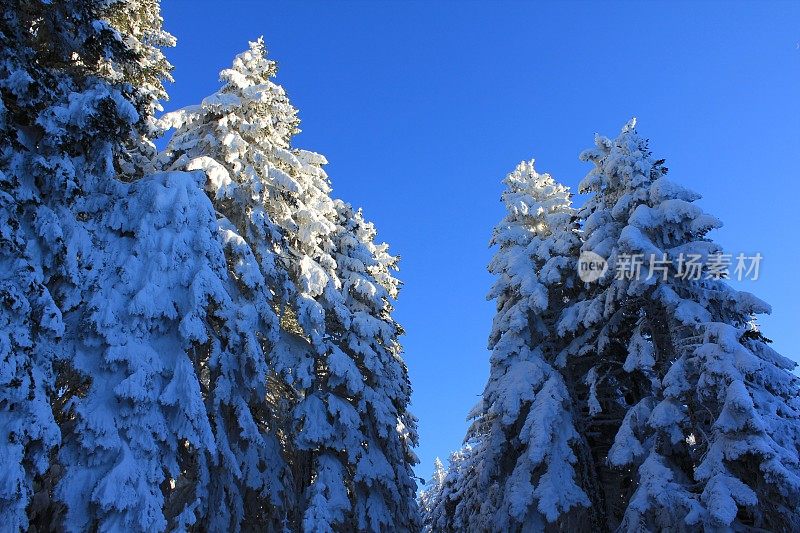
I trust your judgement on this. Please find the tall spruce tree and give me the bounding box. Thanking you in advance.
[554,120,671,528]
[420,446,475,532]
[0,1,183,530]
[480,161,589,529]
[2,2,422,530]
[160,39,307,530]
[0,5,63,529]
[1,4,298,532]
[6,2,267,531]
[423,124,800,533]
[313,199,419,532]
[419,457,447,524]
[422,161,590,531]
[161,39,420,531]
[562,120,800,531]
[56,170,249,532]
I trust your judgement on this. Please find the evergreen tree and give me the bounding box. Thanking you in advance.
[0,3,295,532]
[419,457,447,524]
[56,171,234,532]
[1,1,178,530]
[420,446,476,532]
[424,125,800,533]
[422,160,589,531]
[479,161,589,530]
[306,199,419,532]
[161,39,420,531]
[560,120,800,531]
[0,5,63,529]
[555,120,670,528]
[160,39,304,530]
[2,2,262,531]
[2,1,423,529]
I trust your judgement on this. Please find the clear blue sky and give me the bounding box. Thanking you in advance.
[159,1,800,487]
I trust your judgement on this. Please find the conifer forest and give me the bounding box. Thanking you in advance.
[1,1,798,532]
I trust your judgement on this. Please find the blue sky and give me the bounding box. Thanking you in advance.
[160,1,800,486]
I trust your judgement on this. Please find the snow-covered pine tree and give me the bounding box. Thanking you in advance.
[555,120,664,529]
[1,2,290,531]
[0,8,63,528]
[422,160,590,531]
[302,199,419,532]
[7,2,249,531]
[159,38,302,337]
[1,1,182,530]
[161,40,420,531]
[419,457,447,523]
[159,38,308,530]
[56,170,252,532]
[561,119,800,531]
[420,447,475,532]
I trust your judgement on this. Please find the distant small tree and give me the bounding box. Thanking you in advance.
[419,457,447,522]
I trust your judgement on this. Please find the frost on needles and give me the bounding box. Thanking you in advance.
[1,3,418,532]
[421,122,800,532]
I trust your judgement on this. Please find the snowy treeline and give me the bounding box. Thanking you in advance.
[420,121,800,532]
[0,2,418,532]
[2,2,797,533]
